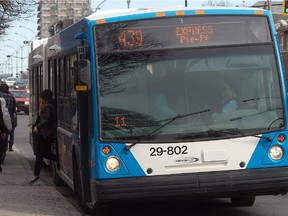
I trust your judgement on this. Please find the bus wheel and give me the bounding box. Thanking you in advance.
[73,155,92,214]
[230,196,256,206]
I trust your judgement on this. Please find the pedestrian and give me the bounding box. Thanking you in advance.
[0,96,12,172]
[30,89,57,184]
[0,83,17,152]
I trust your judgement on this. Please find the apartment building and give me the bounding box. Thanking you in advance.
[37,0,92,38]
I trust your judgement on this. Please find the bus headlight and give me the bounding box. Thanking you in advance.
[269,146,284,160]
[106,156,120,172]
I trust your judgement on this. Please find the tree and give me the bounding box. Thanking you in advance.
[202,0,234,7]
[0,0,37,36]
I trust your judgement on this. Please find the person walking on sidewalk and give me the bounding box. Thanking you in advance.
[30,89,57,184]
[0,83,17,152]
[0,96,13,172]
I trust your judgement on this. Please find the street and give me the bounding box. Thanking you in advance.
[12,114,288,216]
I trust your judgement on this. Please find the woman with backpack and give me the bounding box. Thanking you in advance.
[0,83,17,152]
[0,96,13,172]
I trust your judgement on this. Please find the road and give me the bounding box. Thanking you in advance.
[14,114,288,216]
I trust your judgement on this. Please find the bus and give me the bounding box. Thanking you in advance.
[29,7,288,212]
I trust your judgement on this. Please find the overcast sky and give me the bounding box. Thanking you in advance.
[91,0,259,10]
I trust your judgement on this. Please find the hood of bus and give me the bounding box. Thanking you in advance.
[93,131,288,179]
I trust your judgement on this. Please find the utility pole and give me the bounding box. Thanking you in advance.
[127,0,131,9]
[267,0,271,10]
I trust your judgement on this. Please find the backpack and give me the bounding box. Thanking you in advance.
[0,97,12,131]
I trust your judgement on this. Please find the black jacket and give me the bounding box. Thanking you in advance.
[35,99,57,139]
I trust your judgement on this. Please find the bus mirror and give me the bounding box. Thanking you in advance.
[74,59,91,89]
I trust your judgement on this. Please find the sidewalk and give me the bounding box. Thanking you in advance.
[0,147,83,216]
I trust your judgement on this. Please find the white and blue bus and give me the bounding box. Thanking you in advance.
[29,7,288,212]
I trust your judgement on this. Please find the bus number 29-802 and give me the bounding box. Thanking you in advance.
[150,146,188,156]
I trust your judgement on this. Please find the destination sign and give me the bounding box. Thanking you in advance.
[95,16,271,52]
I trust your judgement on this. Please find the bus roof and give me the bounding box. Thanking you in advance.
[86,7,268,21]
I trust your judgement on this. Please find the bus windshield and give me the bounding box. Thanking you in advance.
[96,16,284,142]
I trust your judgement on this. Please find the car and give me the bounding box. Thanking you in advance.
[13,79,28,89]
[9,89,29,114]
[6,77,18,88]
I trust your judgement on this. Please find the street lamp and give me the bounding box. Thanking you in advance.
[0,63,3,74]
[95,0,107,12]
[6,55,13,76]
[7,39,22,74]
[0,54,8,74]
[14,32,30,42]
[19,25,37,40]
[7,39,21,47]
[14,32,32,64]
[0,51,12,74]
[127,0,131,9]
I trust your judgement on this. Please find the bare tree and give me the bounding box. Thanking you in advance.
[202,0,234,7]
[0,0,37,35]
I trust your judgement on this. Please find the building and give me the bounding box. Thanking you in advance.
[37,0,92,38]
[253,1,288,76]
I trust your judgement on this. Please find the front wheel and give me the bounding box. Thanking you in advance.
[230,196,256,207]
[73,154,92,214]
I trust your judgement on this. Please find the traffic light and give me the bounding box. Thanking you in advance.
[283,0,288,15]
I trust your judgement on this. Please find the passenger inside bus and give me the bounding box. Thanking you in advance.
[154,93,177,118]
[148,63,179,120]
[149,76,178,120]
[220,82,238,113]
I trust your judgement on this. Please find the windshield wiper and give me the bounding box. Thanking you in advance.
[242,96,281,103]
[230,108,283,122]
[124,109,210,151]
[207,128,272,141]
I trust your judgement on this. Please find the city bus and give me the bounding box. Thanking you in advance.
[28,7,288,212]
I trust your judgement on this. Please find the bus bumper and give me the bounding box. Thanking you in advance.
[92,167,288,203]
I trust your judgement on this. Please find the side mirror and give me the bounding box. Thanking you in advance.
[74,59,91,89]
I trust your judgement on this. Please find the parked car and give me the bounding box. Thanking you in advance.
[13,79,28,89]
[9,89,29,114]
[6,77,18,87]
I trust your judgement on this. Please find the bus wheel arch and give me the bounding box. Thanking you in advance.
[72,148,92,214]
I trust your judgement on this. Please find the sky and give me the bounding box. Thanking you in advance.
[91,0,259,10]
[0,0,261,75]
